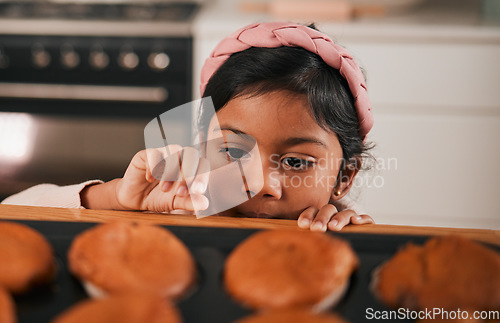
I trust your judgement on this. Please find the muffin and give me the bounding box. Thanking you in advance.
[68,221,197,300]
[0,287,16,323]
[51,293,181,323]
[0,221,56,294]
[224,229,359,311]
[235,309,349,323]
[372,235,500,311]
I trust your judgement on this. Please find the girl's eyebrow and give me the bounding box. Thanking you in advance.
[213,126,245,134]
[214,126,327,148]
[283,137,327,148]
[213,126,254,140]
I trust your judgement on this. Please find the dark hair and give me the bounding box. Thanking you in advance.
[199,37,373,168]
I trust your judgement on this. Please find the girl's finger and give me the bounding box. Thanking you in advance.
[310,204,338,232]
[161,145,182,182]
[180,147,200,187]
[143,148,164,183]
[297,206,318,229]
[161,181,174,192]
[158,145,183,191]
[174,181,189,197]
[349,213,375,225]
[189,158,210,195]
[327,209,357,231]
[172,193,209,212]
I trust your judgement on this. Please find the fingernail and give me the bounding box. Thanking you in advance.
[191,182,206,194]
[298,218,310,228]
[355,216,362,221]
[330,219,339,227]
[161,182,172,192]
[192,196,209,211]
[176,185,188,196]
[311,221,324,231]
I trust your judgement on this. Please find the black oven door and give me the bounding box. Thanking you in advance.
[0,35,193,200]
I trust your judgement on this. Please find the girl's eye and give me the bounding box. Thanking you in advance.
[219,147,250,160]
[282,157,313,170]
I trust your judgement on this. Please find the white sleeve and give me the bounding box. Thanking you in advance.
[1,180,104,209]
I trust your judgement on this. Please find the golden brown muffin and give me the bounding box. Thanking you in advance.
[51,293,182,323]
[372,235,500,311]
[68,222,196,300]
[235,309,349,323]
[224,229,359,311]
[0,221,56,294]
[0,287,16,323]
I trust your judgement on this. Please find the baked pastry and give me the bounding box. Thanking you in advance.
[0,287,16,323]
[68,221,196,300]
[372,235,500,311]
[51,293,181,323]
[224,229,359,311]
[235,309,348,323]
[0,221,56,294]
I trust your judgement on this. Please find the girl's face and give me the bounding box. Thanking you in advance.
[205,90,345,220]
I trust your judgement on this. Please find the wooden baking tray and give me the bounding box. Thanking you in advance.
[8,220,497,323]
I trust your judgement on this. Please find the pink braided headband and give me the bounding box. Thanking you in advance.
[200,22,374,140]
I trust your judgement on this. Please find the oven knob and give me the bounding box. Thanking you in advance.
[118,51,139,70]
[147,52,170,71]
[89,49,109,70]
[60,44,80,69]
[32,44,51,69]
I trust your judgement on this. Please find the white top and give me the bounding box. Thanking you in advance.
[1,180,103,209]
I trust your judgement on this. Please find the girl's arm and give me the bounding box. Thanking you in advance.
[2,146,209,213]
[80,179,122,210]
[1,180,103,208]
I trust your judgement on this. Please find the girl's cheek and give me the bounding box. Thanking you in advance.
[207,163,255,211]
[286,170,335,207]
[283,169,334,194]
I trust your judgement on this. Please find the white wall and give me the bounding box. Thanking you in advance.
[340,40,500,229]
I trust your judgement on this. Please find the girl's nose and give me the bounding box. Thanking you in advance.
[242,165,282,200]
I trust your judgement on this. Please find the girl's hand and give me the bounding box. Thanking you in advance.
[297,205,374,232]
[115,146,210,213]
[82,145,210,213]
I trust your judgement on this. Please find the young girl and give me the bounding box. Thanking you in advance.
[2,22,374,232]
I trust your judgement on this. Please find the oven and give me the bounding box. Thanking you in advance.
[0,1,199,200]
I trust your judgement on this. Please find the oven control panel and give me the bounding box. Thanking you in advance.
[23,41,172,72]
[0,35,187,73]
[0,35,192,117]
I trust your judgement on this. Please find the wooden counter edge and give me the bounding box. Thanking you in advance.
[1,204,499,246]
